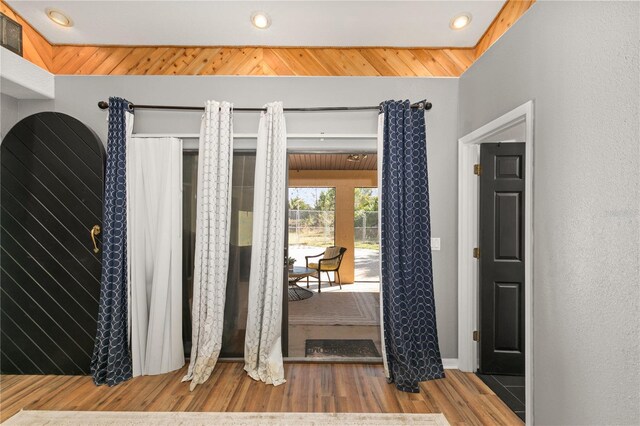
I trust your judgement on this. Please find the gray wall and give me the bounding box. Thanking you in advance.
[0,94,54,138]
[459,2,639,424]
[1,94,19,138]
[21,76,460,358]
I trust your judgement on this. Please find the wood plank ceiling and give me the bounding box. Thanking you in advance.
[1,0,534,76]
[289,154,377,171]
[0,2,52,70]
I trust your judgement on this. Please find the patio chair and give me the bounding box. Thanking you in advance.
[305,246,347,293]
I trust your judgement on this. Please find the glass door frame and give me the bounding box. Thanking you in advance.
[284,148,378,361]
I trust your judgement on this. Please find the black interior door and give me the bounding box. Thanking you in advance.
[479,142,525,375]
[1,112,105,374]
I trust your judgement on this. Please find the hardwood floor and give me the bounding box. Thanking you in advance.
[0,363,523,425]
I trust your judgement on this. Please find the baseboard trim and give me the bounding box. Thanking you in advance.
[442,358,459,370]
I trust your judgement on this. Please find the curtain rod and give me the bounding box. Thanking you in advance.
[96,100,432,112]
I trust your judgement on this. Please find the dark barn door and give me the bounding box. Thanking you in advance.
[479,142,525,375]
[1,112,105,375]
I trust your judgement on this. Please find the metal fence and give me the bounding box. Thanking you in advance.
[288,209,378,246]
[288,209,334,246]
[354,210,379,244]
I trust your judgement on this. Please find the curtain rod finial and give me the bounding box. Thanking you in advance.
[425,102,432,111]
[98,101,109,110]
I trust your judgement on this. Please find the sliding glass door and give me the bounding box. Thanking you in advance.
[183,151,265,357]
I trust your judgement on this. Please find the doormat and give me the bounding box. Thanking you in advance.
[305,339,381,358]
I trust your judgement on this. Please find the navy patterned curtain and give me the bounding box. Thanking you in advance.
[91,97,133,386]
[379,100,444,393]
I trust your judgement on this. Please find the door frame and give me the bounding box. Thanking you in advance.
[457,101,533,425]
[284,146,382,362]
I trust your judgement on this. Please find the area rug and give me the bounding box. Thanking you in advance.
[305,339,381,358]
[288,291,379,326]
[5,410,451,425]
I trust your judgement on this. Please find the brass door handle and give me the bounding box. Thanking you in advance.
[90,225,101,253]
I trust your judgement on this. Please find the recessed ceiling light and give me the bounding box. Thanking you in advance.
[46,8,73,27]
[450,13,472,30]
[251,12,271,29]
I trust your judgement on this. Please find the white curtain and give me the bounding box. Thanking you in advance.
[244,102,287,386]
[127,137,184,377]
[183,101,234,391]
[377,113,390,379]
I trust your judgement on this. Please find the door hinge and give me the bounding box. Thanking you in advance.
[473,247,480,259]
[473,164,481,175]
[473,330,480,342]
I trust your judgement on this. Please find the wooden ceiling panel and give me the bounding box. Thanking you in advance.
[289,154,377,171]
[475,0,536,58]
[1,0,534,77]
[0,2,52,71]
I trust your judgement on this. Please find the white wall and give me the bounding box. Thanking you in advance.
[16,76,461,359]
[459,2,639,424]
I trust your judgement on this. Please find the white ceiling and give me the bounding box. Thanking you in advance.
[7,1,506,47]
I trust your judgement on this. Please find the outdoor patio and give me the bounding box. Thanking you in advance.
[288,245,380,284]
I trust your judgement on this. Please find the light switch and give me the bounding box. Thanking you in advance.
[431,238,441,251]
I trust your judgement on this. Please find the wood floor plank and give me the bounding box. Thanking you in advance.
[39,376,93,411]
[54,377,107,411]
[1,376,51,407]
[0,364,523,425]
[0,373,32,394]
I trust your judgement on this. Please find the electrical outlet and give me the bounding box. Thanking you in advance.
[431,238,441,251]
